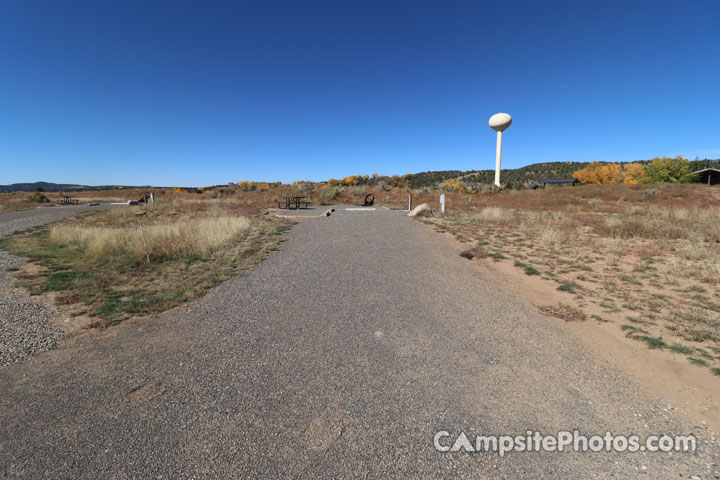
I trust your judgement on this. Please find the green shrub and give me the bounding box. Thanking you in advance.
[480,184,502,194]
[349,186,366,196]
[321,187,343,204]
[27,192,50,203]
[641,156,696,184]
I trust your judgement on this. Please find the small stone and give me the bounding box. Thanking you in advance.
[408,203,433,217]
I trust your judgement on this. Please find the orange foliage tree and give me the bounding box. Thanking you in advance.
[573,162,604,184]
[389,175,410,188]
[573,162,642,185]
[441,178,473,193]
[622,163,645,184]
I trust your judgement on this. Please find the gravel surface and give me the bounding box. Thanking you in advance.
[0,205,112,367]
[0,205,109,237]
[0,208,718,478]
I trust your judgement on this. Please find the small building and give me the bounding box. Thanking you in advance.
[538,178,579,188]
[690,168,720,185]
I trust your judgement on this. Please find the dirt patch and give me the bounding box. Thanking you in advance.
[425,222,720,434]
[303,416,344,452]
[18,260,49,276]
[127,382,167,402]
[538,303,588,322]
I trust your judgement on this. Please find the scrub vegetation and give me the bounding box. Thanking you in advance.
[572,156,697,185]
[0,198,287,325]
[420,183,720,377]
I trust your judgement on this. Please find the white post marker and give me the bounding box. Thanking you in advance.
[489,113,512,187]
[408,194,413,212]
[440,193,445,214]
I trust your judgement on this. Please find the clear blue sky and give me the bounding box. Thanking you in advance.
[1,1,719,186]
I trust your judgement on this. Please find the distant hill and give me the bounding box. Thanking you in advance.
[4,158,719,192]
[404,159,720,188]
[404,162,590,188]
[0,182,152,192]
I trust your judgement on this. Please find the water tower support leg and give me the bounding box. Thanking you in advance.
[494,130,503,187]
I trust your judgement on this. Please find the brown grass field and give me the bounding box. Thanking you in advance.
[1,184,433,213]
[0,195,289,325]
[421,183,720,377]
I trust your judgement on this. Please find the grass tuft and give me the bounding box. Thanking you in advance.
[634,335,666,349]
[45,271,88,291]
[556,281,579,293]
[514,260,540,275]
[688,357,708,366]
[669,342,693,355]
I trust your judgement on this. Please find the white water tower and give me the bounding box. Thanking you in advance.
[489,113,512,187]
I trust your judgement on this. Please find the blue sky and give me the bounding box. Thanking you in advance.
[1,0,719,186]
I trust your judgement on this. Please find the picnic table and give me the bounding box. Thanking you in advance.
[56,195,79,205]
[278,196,309,210]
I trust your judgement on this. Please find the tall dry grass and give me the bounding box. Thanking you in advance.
[50,216,251,261]
[465,207,514,223]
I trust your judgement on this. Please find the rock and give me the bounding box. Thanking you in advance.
[408,203,433,217]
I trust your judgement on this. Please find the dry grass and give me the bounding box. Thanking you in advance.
[0,192,52,213]
[464,207,514,224]
[0,198,287,325]
[538,303,588,322]
[419,183,720,376]
[51,216,251,261]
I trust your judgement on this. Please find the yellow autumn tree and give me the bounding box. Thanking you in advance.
[622,163,645,184]
[573,162,604,184]
[597,163,623,183]
[340,175,364,186]
[441,179,473,193]
[573,162,630,184]
[389,175,410,188]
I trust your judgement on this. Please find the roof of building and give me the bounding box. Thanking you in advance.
[539,178,579,184]
[690,168,720,175]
